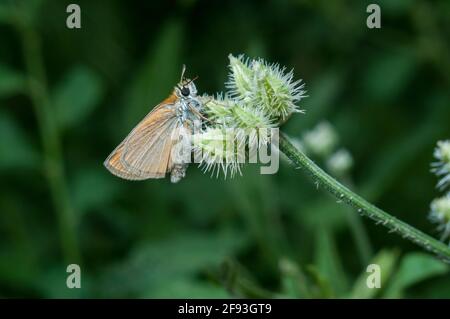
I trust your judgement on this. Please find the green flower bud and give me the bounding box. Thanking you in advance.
[201,94,273,129]
[192,127,242,178]
[227,55,254,99]
[194,54,307,178]
[226,54,306,124]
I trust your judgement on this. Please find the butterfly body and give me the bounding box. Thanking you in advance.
[175,94,202,123]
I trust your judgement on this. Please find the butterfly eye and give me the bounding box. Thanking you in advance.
[181,87,190,97]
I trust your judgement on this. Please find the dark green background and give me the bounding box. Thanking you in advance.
[0,0,450,298]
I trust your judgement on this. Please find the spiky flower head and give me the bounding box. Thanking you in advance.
[193,55,306,178]
[227,54,306,123]
[192,127,243,178]
[192,103,271,179]
[200,94,274,130]
[432,140,450,190]
[429,193,450,242]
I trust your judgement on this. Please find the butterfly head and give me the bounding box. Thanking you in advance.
[175,65,198,99]
[175,77,198,99]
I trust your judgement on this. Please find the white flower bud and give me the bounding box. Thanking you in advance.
[429,193,450,242]
[432,140,450,190]
[326,149,353,176]
[302,121,338,157]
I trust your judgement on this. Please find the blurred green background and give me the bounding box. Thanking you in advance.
[1,0,450,298]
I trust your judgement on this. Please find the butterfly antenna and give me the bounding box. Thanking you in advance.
[185,75,199,85]
[180,64,186,82]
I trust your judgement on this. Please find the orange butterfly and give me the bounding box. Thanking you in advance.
[104,66,204,183]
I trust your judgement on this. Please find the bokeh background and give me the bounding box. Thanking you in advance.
[1,0,450,298]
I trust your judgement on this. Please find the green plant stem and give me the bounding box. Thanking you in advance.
[17,21,80,264]
[279,133,450,263]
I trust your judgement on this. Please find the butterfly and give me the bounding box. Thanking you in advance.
[104,66,205,183]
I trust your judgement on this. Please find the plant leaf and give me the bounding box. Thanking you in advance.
[98,230,247,297]
[363,49,417,102]
[350,249,399,299]
[314,227,349,296]
[53,66,104,129]
[71,166,122,215]
[383,252,448,298]
[0,111,39,170]
[144,278,229,298]
[0,65,25,98]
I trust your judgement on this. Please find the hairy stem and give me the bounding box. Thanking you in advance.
[279,133,450,263]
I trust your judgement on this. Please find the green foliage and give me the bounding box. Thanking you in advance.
[350,249,399,299]
[314,228,349,296]
[363,49,417,102]
[98,230,247,298]
[0,112,39,170]
[122,20,183,127]
[0,0,449,298]
[0,65,25,98]
[52,66,104,130]
[384,253,448,298]
[71,166,121,215]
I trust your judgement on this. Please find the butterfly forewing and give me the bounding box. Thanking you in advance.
[103,142,147,180]
[122,107,179,178]
[104,95,181,180]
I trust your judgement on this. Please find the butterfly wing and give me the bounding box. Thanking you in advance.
[103,141,147,180]
[121,106,180,179]
[104,95,181,180]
